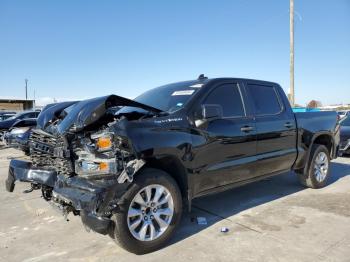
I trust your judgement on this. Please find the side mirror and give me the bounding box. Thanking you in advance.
[202,104,223,119]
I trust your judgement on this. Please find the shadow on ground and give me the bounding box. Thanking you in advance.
[169,161,350,246]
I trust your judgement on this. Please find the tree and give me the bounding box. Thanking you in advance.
[307,100,322,108]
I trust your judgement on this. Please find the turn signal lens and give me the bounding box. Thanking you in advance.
[96,137,112,150]
[99,162,109,171]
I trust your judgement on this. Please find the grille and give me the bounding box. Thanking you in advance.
[29,130,73,176]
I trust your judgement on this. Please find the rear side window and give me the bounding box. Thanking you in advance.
[203,84,245,117]
[247,84,282,115]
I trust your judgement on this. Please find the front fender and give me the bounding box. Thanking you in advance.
[110,117,193,161]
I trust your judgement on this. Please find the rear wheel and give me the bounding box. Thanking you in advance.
[110,168,182,254]
[297,144,330,188]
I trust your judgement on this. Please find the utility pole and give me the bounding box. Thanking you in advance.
[33,89,36,110]
[25,79,28,100]
[289,0,295,106]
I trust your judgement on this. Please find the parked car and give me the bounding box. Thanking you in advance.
[337,110,350,120]
[0,111,16,121]
[339,116,350,155]
[0,110,40,143]
[4,118,37,154]
[5,77,339,254]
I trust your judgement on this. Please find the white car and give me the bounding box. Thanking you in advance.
[337,111,350,120]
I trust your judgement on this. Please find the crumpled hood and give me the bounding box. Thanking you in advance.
[38,95,162,135]
[37,101,78,130]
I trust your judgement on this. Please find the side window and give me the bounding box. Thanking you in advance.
[247,84,282,116]
[203,84,245,118]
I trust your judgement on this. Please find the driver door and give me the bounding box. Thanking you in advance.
[191,82,257,196]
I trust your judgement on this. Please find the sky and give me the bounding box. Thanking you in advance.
[0,0,349,106]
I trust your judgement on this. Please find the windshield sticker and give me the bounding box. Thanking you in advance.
[172,90,195,96]
[176,102,183,107]
[189,83,204,88]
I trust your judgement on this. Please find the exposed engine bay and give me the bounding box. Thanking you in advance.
[6,95,165,234]
[5,78,204,254]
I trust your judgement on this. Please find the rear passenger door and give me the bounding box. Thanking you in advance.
[245,82,297,176]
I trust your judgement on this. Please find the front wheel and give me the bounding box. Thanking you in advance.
[297,144,331,189]
[111,168,182,254]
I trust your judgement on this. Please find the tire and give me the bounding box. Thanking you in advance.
[297,144,330,189]
[110,168,182,254]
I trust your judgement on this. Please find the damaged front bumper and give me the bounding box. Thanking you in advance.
[6,159,131,235]
[6,159,57,192]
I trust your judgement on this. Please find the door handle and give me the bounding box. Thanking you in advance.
[284,122,293,128]
[241,126,254,132]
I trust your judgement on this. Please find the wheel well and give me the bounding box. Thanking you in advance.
[313,134,333,154]
[143,156,188,202]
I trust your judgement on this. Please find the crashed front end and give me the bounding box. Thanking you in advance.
[5,95,156,235]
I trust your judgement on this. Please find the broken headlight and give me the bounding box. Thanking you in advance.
[74,132,117,176]
[75,158,117,176]
[74,131,121,176]
[91,132,113,152]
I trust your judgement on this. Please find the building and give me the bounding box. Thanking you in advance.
[0,98,35,112]
[319,104,350,111]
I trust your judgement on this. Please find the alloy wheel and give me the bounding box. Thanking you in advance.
[127,184,174,241]
[313,151,329,182]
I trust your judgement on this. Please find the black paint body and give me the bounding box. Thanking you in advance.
[5,78,340,235]
[123,78,339,199]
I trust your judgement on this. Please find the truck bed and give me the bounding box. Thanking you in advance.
[293,111,340,170]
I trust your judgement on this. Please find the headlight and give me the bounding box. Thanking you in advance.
[75,159,117,176]
[75,131,117,176]
[91,132,113,152]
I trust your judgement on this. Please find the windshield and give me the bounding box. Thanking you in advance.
[118,80,204,115]
[340,116,350,126]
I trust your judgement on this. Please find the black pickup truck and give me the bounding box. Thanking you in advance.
[5,76,339,254]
